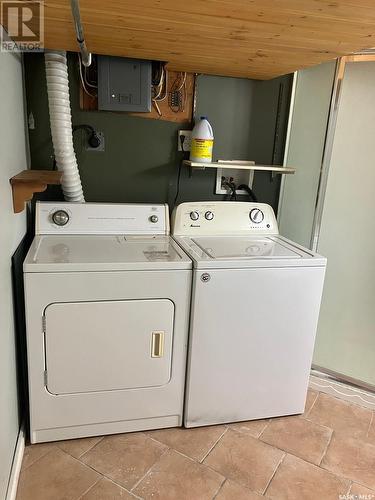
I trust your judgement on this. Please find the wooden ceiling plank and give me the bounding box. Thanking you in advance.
[59,10,375,51]
[45,22,344,63]
[44,15,363,57]
[44,23,360,58]
[75,0,375,25]
[38,0,375,80]
[43,38,340,80]
[45,0,375,33]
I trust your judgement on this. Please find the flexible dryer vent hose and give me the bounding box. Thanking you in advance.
[45,51,85,202]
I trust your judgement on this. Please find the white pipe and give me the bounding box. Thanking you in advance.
[44,51,85,202]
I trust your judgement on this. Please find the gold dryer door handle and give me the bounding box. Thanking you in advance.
[151,331,165,358]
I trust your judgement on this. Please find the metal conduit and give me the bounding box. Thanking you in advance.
[70,0,91,67]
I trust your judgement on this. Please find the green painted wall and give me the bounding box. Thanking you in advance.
[24,53,292,211]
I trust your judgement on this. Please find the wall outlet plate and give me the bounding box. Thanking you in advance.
[216,166,254,195]
[178,130,192,151]
[86,131,105,152]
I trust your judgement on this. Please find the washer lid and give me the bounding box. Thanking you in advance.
[24,235,191,272]
[192,236,301,259]
[174,235,326,268]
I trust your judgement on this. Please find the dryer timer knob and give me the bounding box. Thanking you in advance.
[52,210,69,226]
[149,215,159,223]
[249,208,264,224]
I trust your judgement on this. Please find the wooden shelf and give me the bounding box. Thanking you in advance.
[183,160,296,174]
[10,170,62,213]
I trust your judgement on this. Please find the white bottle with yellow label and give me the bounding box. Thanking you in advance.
[190,116,214,163]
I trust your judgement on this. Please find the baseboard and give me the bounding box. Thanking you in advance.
[6,424,25,500]
[310,370,375,411]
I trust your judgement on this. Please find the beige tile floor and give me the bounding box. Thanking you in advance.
[17,390,375,500]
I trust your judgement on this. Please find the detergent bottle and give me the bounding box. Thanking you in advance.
[190,116,214,163]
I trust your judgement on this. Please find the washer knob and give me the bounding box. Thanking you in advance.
[190,211,199,221]
[249,208,264,224]
[149,215,159,223]
[52,210,69,226]
[205,211,214,221]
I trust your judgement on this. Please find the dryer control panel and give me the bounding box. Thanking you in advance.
[36,202,170,235]
[172,202,279,236]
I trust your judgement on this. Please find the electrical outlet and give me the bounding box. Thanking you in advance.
[86,131,105,152]
[178,130,192,151]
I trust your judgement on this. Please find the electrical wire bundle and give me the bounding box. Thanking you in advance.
[78,53,97,98]
[168,72,187,113]
[238,184,258,202]
[222,177,237,201]
[152,62,168,116]
[173,134,187,207]
[221,177,258,202]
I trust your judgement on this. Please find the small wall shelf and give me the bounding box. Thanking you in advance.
[10,170,62,213]
[183,160,296,174]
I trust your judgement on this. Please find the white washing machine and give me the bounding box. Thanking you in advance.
[24,201,191,443]
[172,201,326,427]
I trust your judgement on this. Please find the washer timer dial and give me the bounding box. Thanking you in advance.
[190,211,199,221]
[249,208,264,224]
[205,211,214,220]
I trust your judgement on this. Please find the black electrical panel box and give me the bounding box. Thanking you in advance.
[97,55,152,112]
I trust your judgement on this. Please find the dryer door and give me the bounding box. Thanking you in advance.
[44,299,174,395]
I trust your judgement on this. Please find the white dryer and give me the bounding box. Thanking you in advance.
[24,202,191,443]
[172,202,326,427]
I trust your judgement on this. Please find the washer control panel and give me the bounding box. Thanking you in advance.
[36,202,170,235]
[172,202,278,236]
